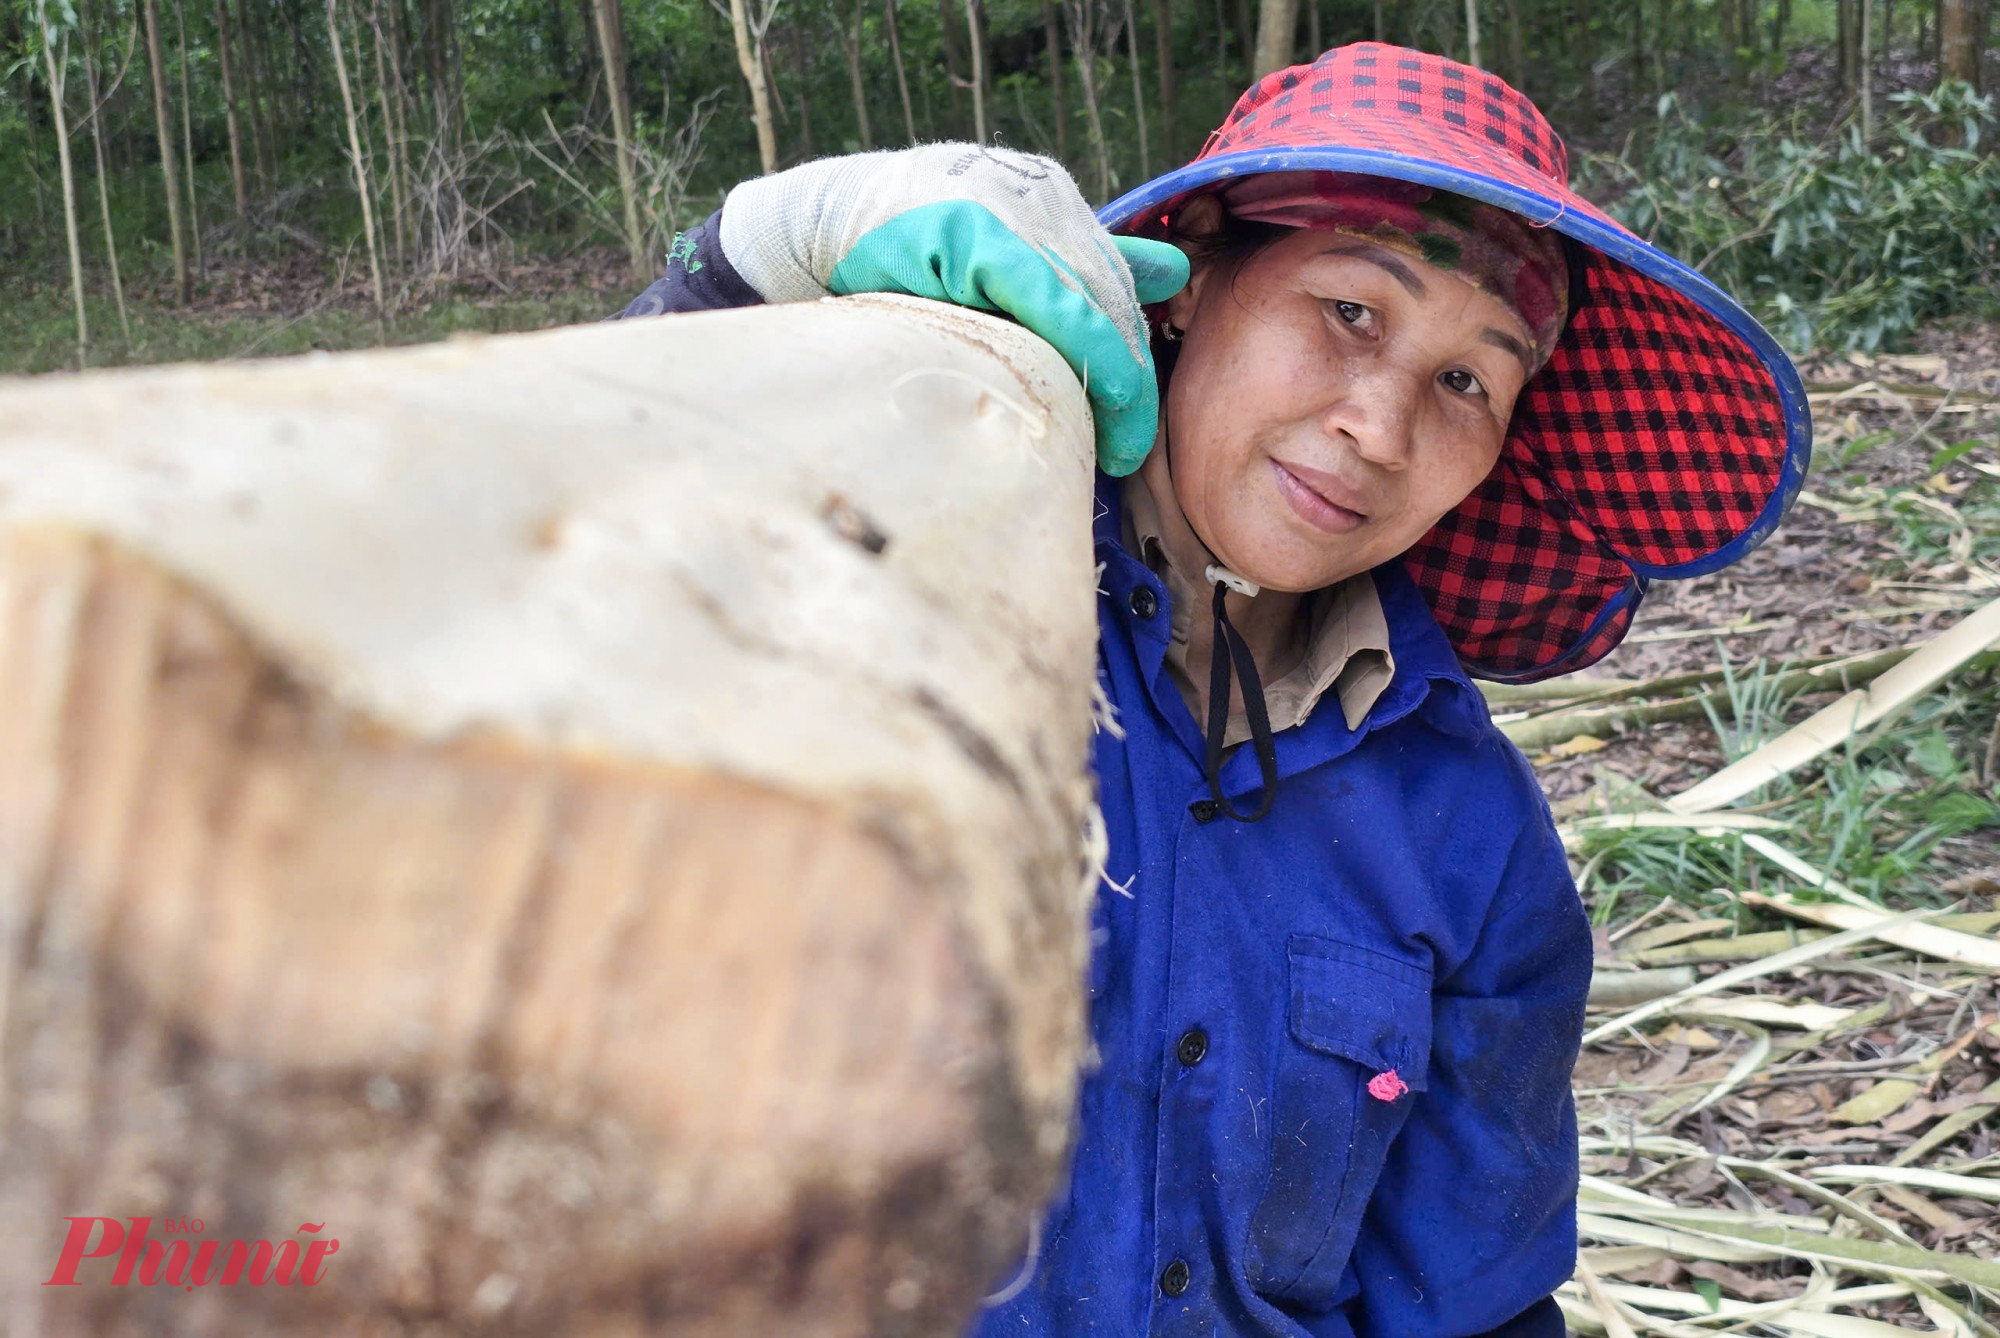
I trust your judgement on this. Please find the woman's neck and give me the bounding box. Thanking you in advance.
[1137,452,1304,704]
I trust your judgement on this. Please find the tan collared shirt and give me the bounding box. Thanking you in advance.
[1123,480,1396,745]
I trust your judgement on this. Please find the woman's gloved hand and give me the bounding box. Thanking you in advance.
[719,144,1190,477]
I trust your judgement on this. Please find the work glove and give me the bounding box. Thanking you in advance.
[719,144,1190,477]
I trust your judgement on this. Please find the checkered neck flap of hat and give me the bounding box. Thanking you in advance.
[1407,255,1791,680]
[1111,43,1807,682]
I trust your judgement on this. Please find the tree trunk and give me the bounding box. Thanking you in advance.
[840,0,873,147]
[141,0,190,305]
[0,294,1097,1337]
[368,0,409,270]
[1464,0,1480,65]
[383,0,417,222]
[965,0,988,141]
[79,0,132,341]
[1044,0,1069,160]
[760,34,787,128]
[75,0,129,340]
[174,0,202,275]
[727,0,778,172]
[234,0,272,184]
[936,0,969,136]
[282,0,307,135]
[36,5,90,365]
[574,0,600,111]
[1252,0,1296,74]
[1860,0,1873,138]
[325,0,385,315]
[213,0,248,215]
[785,23,814,158]
[424,0,458,134]
[589,0,644,279]
[19,66,49,227]
[1151,0,1173,162]
[1068,0,1111,198]
[260,0,286,167]
[1940,0,1979,87]
[885,0,918,142]
[1122,0,1149,173]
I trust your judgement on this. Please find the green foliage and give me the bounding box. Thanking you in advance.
[1574,651,2000,920]
[1582,83,2000,353]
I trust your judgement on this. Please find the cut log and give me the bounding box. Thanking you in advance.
[0,295,1101,1335]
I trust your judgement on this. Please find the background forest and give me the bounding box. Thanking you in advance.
[1,0,1997,367]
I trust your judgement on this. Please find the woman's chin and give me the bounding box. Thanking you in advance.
[1221,539,1365,595]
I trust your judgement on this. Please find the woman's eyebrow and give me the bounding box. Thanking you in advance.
[1326,244,1427,298]
[1481,328,1531,370]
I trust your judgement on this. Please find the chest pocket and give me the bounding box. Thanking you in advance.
[1247,935,1433,1312]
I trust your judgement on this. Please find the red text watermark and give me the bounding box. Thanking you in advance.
[44,1217,339,1288]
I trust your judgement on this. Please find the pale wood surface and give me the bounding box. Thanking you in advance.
[0,296,1099,1334]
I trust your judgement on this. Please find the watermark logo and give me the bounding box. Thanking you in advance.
[44,1217,339,1289]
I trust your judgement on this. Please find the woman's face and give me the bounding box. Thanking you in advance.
[1160,212,1535,594]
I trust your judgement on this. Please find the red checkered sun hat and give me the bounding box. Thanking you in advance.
[1098,43,1811,682]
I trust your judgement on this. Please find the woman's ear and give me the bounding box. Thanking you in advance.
[1164,194,1225,333]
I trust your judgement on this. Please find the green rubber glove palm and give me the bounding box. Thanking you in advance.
[719,145,1189,476]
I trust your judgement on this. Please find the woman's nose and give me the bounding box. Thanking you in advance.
[1321,371,1418,470]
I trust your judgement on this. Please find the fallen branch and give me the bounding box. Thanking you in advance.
[1580,908,1941,1046]
[1741,886,2000,972]
[1498,646,1924,752]
[1667,599,2000,813]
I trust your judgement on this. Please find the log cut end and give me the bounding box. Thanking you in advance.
[0,528,1041,1334]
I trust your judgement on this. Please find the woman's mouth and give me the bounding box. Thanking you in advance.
[1268,458,1368,535]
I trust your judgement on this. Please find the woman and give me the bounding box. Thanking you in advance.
[620,43,1808,1337]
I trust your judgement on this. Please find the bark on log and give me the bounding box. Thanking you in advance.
[0,295,1100,1335]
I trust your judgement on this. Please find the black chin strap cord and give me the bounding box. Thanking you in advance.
[1205,579,1279,822]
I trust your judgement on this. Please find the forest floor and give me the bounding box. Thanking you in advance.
[0,246,638,374]
[1538,321,2000,1332]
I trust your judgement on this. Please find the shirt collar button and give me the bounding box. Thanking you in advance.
[1128,586,1159,620]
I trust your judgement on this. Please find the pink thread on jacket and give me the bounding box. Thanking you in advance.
[1367,1069,1409,1102]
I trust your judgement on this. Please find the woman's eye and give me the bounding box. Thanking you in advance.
[1328,300,1374,331]
[1440,368,1486,397]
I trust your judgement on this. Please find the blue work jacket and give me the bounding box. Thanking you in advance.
[618,234,1590,1337]
[971,477,1590,1338]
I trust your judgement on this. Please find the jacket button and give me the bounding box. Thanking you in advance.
[1127,586,1159,619]
[1160,1259,1192,1297]
[1176,1028,1208,1067]
[1189,799,1221,824]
